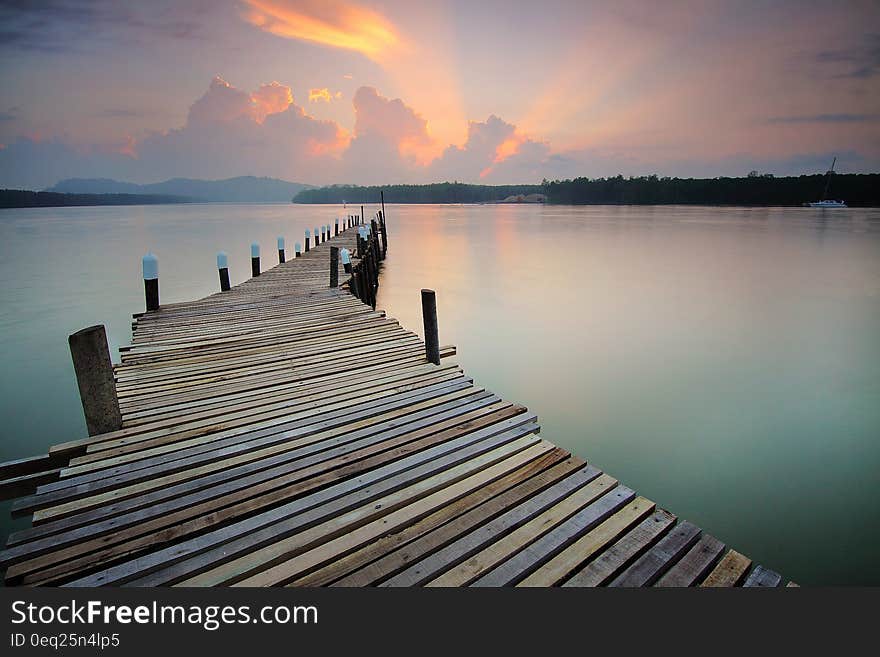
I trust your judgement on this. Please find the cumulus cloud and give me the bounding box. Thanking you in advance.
[429,115,550,183]
[339,86,441,183]
[0,76,561,189]
[252,81,294,122]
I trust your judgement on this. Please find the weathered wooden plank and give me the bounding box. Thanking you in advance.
[58,423,542,586]
[293,448,573,587]
[380,466,606,587]
[526,501,667,587]
[607,521,702,587]
[327,455,587,587]
[222,442,559,586]
[558,507,673,587]
[469,485,637,587]
[700,549,752,587]
[4,412,538,582]
[654,532,726,587]
[9,395,513,547]
[426,473,618,586]
[743,565,782,588]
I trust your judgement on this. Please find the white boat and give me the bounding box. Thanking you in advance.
[806,157,846,207]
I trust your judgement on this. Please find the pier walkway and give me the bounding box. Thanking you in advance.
[0,214,788,587]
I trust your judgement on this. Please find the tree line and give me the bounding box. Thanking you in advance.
[293,173,879,206]
[293,182,544,204]
[541,173,880,206]
[0,189,191,209]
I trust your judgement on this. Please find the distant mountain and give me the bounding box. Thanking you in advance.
[46,176,313,202]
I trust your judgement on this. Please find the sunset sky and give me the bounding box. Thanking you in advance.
[1,0,878,188]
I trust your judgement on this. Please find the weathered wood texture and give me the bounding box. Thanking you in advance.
[0,212,782,587]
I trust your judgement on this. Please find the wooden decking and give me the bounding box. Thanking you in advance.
[0,219,787,587]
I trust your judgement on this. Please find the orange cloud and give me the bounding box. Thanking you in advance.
[241,0,398,59]
[251,81,293,122]
[308,87,342,103]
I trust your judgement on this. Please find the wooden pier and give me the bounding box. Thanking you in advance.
[0,211,788,587]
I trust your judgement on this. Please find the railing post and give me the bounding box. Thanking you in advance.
[421,289,440,365]
[330,246,339,288]
[314,226,320,245]
[277,236,285,263]
[305,229,311,252]
[335,218,339,236]
[251,242,261,277]
[142,253,159,312]
[295,241,302,258]
[217,251,230,291]
[68,325,122,435]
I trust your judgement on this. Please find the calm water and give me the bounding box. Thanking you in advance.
[1,203,878,585]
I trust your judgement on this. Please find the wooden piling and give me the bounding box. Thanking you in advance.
[277,237,285,264]
[330,246,339,288]
[421,289,440,365]
[217,252,230,292]
[68,325,122,436]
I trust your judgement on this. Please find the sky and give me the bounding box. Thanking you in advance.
[0,0,878,189]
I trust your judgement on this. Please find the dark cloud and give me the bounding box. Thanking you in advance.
[768,113,880,124]
[815,33,880,79]
[0,0,211,54]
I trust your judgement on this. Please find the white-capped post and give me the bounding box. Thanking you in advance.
[314,226,320,245]
[305,229,311,252]
[321,225,326,244]
[251,242,261,277]
[217,251,230,291]
[277,236,286,263]
[295,241,302,257]
[335,217,339,236]
[142,252,159,312]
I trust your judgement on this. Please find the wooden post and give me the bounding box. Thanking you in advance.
[380,211,388,257]
[351,268,361,300]
[251,242,261,277]
[277,237,285,263]
[68,325,122,435]
[330,246,339,288]
[381,190,385,221]
[305,229,311,252]
[314,226,320,245]
[142,253,159,312]
[421,289,440,365]
[217,251,230,291]
[320,226,326,244]
[335,218,339,236]
[295,241,302,258]
[360,205,364,226]
[371,219,382,261]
